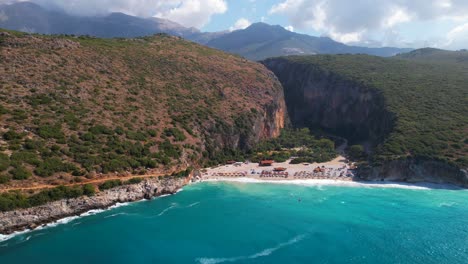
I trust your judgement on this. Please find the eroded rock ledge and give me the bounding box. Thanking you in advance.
[0,177,187,235]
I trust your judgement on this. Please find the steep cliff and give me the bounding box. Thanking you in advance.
[263,55,468,187]
[0,176,187,234]
[262,58,394,146]
[0,29,286,188]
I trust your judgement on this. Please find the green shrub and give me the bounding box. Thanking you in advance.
[0,174,10,184]
[0,105,8,115]
[9,166,32,180]
[10,151,41,167]
[347,145,366,161]
[3,130,24,141]
[37,124,65,140]
[125,177,143,185]
[99,179,122,190]
[0,192,28,212]
[82,184,96,196]
[35,158,76,177]
[0,153,10,171]
[28,186,83,207]
[164,128,186,142]
[89,125,113,135]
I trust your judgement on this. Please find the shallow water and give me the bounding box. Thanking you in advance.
[0,182,467,264]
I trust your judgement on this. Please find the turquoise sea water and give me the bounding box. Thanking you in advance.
[0,182,467,264]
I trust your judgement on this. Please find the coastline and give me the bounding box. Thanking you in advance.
[0,201,133,243]
[199,177,464,190]
[1,165,465,241]
[0,176,187,238]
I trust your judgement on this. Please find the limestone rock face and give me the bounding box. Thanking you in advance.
[0,177,187,235]
[263,58,394,145]
[263,58,467,187]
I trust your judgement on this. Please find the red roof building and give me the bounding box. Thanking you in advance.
[259,160,274,166]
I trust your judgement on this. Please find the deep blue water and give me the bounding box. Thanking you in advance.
[0,182,467,264]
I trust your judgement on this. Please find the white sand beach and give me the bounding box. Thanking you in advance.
[201,155,354,181]
[199,156,462,190]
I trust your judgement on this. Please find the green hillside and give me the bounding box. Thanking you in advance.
[265,54,468,168]
[396,48,468,69]
[0,29,285,188]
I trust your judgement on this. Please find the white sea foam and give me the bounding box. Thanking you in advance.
[108,202,130,209]
[157,204,177,216]
[187,202,200,208]
[104,212,128,218]
[0,229,31,243]
[202,177,460,190]
[196,234,305,264]
[41,215,81,229]
[80,209,106,217]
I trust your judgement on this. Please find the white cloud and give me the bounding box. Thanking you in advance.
[269,0,468,47]
[284,25,294,32]
[445,22,468,49]
[155,0,227,28]
[1,0,228,28]
[229,18,251,31]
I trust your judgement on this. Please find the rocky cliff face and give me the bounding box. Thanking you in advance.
[263,58,467,187]
[263,58,394,146]
[203,79,286,154]
[358,159,468,187]
[0,177,187,235]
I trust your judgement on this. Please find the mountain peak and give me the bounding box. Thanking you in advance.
[247,22,287,31]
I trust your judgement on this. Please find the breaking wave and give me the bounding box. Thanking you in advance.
[157,204,177,216]
[196,234,306,264]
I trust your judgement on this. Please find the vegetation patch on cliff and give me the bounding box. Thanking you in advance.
[264,54,467,169]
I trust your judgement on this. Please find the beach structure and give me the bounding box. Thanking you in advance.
[274,167,287,172]
[226,160,236,165]
[259,160,274,166]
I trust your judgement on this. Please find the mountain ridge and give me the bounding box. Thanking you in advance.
[1,2,411,59]
[207,22,413,60]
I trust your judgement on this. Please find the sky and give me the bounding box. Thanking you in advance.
[2,0,468,50]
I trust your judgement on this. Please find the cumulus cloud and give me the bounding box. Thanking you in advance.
[445,22,468,49]
[269,0,468,48]
[229,18,251,31]
[1,0,227,28]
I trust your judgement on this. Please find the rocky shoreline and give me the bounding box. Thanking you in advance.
[358,159,468,188]
[0,176,187,235]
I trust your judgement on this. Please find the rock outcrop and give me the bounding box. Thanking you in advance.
[0,177,187,235]
[263,57,467,187]
[358,159,468,187]
[263,58,394,145]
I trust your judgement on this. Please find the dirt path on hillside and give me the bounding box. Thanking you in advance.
[0,173,168,193]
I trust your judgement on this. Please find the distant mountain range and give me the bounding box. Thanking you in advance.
[0,2,222,42]
[207,23,413,60]
[0,1,413,60]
